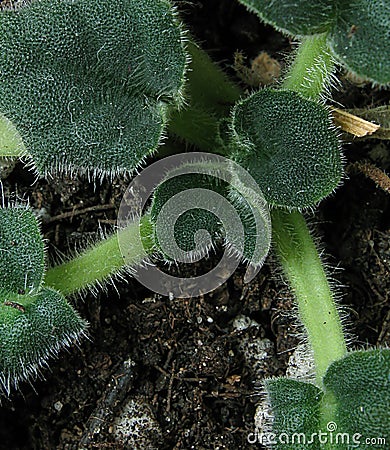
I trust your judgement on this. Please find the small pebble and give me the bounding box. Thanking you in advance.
[54,401,63,412]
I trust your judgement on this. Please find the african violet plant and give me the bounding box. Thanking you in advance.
[0,0,389,447]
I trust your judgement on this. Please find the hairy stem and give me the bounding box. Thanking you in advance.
[168,41,241,152]
[272,209,347,383]
[273,33,347,383]
[45,216,154,296]
[184,42,241,115]
[168,105,226,154]
[0,114,25,158]
[282,33,334,100]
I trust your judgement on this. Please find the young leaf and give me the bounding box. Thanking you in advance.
[0,288,87,394]
[265,378,322,450]
[227,174,271,270]
[149,156,271,269]
[229,89,342,209]
[0,206,44,294]
[236,0,335,36]
[323,349,390,444]
[329,0,390,85]
[0,0,187,175]
[0,204,87,393]
[150,174,226,260]
[265,350,390,449]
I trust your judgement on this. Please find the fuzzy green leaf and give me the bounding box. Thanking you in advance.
[266,378,322,450]
[237,0,335,36]
[265,350,390,449]
[0,288,87,394]
[329,0,390,85]
[230,89,342,209]
[323,349,390,446]
[151,174,226,259]
[0,206,44,294]
[0,0,187,175]
[150,160,271,268]
[0,204,87,394]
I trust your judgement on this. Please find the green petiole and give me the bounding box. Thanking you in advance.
[272,209,347,384]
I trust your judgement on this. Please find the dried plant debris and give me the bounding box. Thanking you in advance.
[234,51,281,86]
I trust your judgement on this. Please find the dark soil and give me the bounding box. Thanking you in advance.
[0,1,389,449]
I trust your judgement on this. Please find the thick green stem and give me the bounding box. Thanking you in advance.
[274,33,347,384]
[0,114,25,157]
[282,33,334,100]
[272,209,347,383]
[168,105,226,154]
[183,42,241,115]
[168,42,241,151]
[45,216,154,296]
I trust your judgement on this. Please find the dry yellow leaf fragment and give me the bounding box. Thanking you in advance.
[332,108,380,137]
